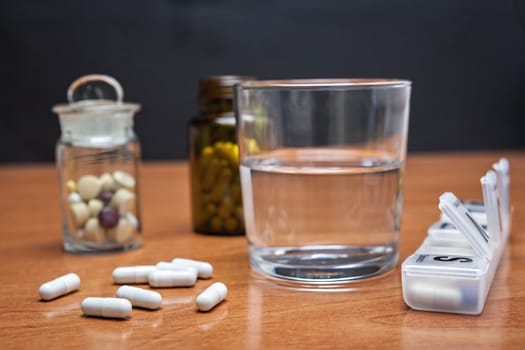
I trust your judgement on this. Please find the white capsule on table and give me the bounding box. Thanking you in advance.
[156,261,198,275]
[39,273,80,301]
[171,258,213,279]
[112,265,156,284]
[196,282,228,312]
[116,285,162,310]
[148,270,197,288]
[81,297,132,319]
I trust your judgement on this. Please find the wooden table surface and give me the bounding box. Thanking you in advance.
[0,152,524,349]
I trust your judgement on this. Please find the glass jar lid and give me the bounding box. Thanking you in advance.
[52,74,140,115]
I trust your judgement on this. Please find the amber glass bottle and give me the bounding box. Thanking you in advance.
[189,76,255,235]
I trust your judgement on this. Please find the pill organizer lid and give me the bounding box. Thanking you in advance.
[439,192,492,259]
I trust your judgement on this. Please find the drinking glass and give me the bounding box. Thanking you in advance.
[235,79,411,284]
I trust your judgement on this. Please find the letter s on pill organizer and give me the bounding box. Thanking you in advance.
[39,273,80,301]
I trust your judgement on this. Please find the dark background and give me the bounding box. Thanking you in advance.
[1,0,524,163]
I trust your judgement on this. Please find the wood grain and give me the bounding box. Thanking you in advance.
[0,152,524,349]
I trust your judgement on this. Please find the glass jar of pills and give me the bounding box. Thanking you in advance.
[189,75,255,235]
[53,74,143,253]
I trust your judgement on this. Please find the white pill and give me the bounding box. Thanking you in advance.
[171,258,213,279]
[68,192,82,204]
[111,188,136,213]
[99,172,118,191]
[70,202,89,228]
[107,217,135,243]
[113,170,136,189]
[112,265,156,284]
[88,198,104,217]
[77,175,102,200]
[123,212,139,228]
[116,285,162,310]
[148,270,197,288]
[409,283,462,309]
[196,282,228,312]
[156,262,198,275]
[81,297,132,319]
[39,273,80,301]
[84,217,105,242]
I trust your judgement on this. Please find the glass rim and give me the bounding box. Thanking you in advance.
[237,78,411,89]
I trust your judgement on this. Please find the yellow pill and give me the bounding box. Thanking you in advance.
[66,180,77,193]
[210,183,225,202]
[247,139,260,154]
[230,184,242,203]
[230,144,240,168]
[235,206,244,222]
[199,147,215,169]
[218,202,233,219]
[224,217,238,232]
[202,146,214,156]
[220,168,233,183]
[209,216,222,231]
[201,158,221,191]
[204,203,217,217]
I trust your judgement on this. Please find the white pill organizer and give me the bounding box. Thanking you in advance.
[402,158,510,315]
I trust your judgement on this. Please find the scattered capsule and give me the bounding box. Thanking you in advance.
[39,273,80,301]
[155,262,198,276]
[116,285,162,310]
[171,258,213,279]
[196,282,228,312]
[81,297,132,319]
[148,270,197,288]
[112,265,156,284]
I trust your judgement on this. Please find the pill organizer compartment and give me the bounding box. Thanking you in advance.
[402,159,510,315]
[402,254,489,314]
